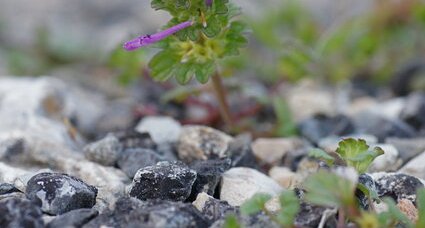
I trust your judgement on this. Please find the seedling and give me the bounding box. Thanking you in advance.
[122,0,247,126]
[309,138,384,174]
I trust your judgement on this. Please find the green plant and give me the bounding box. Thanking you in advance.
[308,138,384,174]
[122,0,248,125]
[239,191,300,228]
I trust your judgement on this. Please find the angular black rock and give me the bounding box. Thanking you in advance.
[84,197,209,228]
[47,208,98,228]
[189,158,231,199]
[298,114,355,144]
[355,173,376,210]
[374,173,424,203]
[226,134,259,169]
[193,193,238,224]
[0,183,25,200]
[114,130,156,150]
[400,92,425,132]
[210,213,279,228]
[295,202,329,228]
[129,161,197,201]
[26,172,98,215]
[117,148,164,178]
[353,113,416,142]
[0,198,44,228]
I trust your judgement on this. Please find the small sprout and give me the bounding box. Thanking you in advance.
[416,188,425,228]
[304,170,357,208]
[276,191,300,227]
[336,138,384,173]
[223,214,241,228]
[123,21,193,51]
[308,148,335,167]
[240,193,271,215]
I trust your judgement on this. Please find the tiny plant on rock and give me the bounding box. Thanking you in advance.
[122,0,248,126]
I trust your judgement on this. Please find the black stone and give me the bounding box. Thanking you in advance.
[189,159,231,200]
[84,197,209,228]
[117,148,164,178]
[374,173,424,203]
[195,195,238,224]
[391,61,425,96]
[226,134,259,169]
[129,161,197,201]
[26,172,98,215]
[295,202,328,228]
[354,113,417,142]
[47,208,98,228]
[298,114,355,144]
[114,130,156,150]
[400,93,425,132]
[0,183,21,195]
[0,198,44,228]
[355,173,376,210]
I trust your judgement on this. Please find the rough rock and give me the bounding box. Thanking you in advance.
[353,112,416,141]
[210,213,279,228]
[26,172,98,215]
[225,134,259,169]
[129,161,197,201]
[177,125,233,163]
[369,144,402,172]
[251,137,304,165]
[355,173,376,210]
[0,198,44,228]
[114,130,157,150]
[84,197,209,228]
[295,202,329,228]
[220,167,283,206]
[0,183,25,200]
[189,159,231,199]
[298,114,355,144]
[269,166,299,188]
[83,134,122,166]
[136,116,182,144]
[399,151,425,179]
[400,92,425,132]
[372,173,424,203]
[192,192,237,224]
[386,137,425,163]
[47,208,99,228]
[117,148,164,178]
[397,199,418,223]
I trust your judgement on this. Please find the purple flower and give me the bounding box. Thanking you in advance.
[123,20,193,51]
[205,0,213,7]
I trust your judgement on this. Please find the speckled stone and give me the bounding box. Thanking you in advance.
[0,198,44,228]
[129,161,197,201]
[26,172,98,215]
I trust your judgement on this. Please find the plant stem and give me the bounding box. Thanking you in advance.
[211,71,232,127]
[337,208,346,228]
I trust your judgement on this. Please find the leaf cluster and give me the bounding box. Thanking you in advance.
[148,0,248,84]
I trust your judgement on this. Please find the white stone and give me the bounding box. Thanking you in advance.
[136,116,182,144]
[192,192,213,212]
[369,144,402,172]
[252,138,303,165]
[220,167,284,206]
[268,166,299,188]
[265,196,281,214]
[399,151,425,180]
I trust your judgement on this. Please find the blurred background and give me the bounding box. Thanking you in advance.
[0,0,424,138]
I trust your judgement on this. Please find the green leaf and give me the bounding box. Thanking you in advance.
[336,138,384,173]
[194,62,214,84]
[174,63,193,84]
[276,191,300,227]
[273,96,297,137]
[214,0,229,14]
[308,148,335,167]
[304,170,356,208]
[240,193,272,215]
[202,16,221,38]
[148,50,178,81]
[223,214,241,228]
[416,188,425,228]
